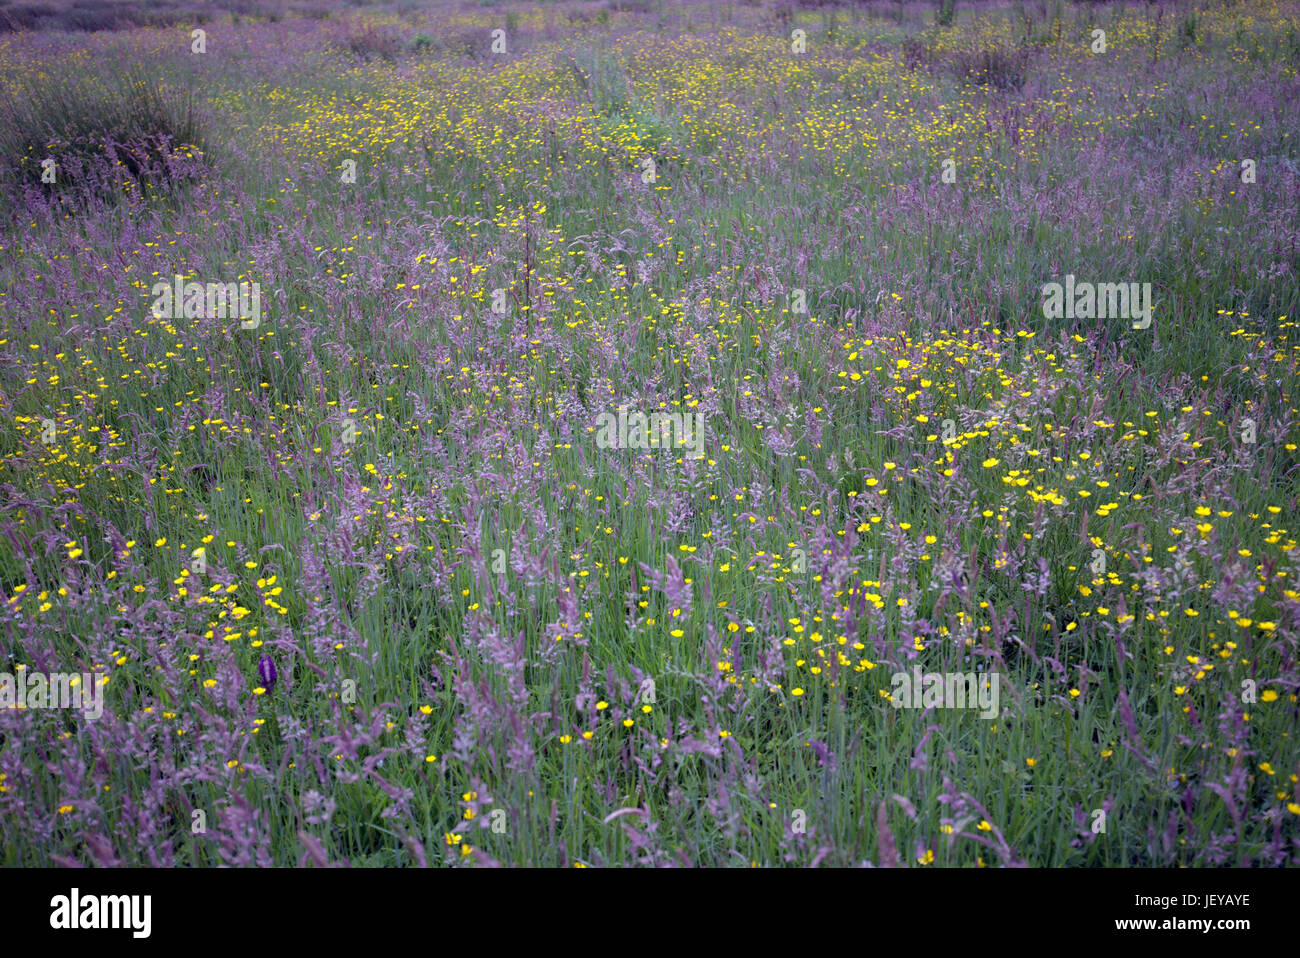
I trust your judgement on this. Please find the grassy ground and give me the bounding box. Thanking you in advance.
[0,0,1297,867]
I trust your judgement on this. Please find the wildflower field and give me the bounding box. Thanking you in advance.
[0,0,1298,868]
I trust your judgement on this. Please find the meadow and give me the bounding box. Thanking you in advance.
[0,0,1297,867]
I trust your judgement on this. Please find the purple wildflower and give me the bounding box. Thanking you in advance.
[257,656,277,691]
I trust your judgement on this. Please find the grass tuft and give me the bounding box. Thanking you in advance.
[0,61,208,210]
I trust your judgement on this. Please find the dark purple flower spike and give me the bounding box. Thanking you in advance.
[257,656,277,691]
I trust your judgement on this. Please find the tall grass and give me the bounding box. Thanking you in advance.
[0,61,207,210]
[0,0,1296,868]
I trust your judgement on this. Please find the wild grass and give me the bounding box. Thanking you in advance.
[0,60,207,211]
[0,0,1297,868]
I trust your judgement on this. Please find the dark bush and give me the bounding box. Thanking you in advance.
[949,44,1030,91]
[0,0,206,33]
[0,63,209,210]
[336,22,403,62]
[0,2,59,33]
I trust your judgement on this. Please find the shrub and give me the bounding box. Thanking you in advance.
[0,0,208,34]
[949,43,1030,91]
[337,22,402,62]
[0,1,59,33]
[60,1,124,32]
